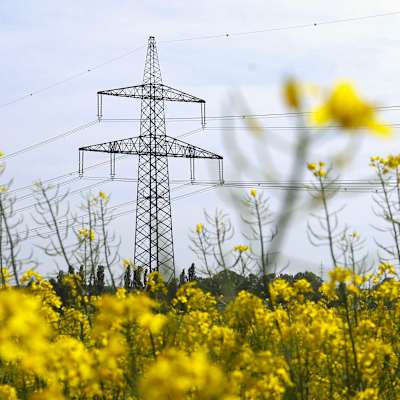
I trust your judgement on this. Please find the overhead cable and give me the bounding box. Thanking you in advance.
[2,10,399,109]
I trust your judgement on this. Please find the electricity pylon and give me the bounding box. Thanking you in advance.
[78,36,223,280]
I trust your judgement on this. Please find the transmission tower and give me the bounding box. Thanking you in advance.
[78,36,223,280]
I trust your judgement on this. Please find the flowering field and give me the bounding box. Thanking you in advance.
[0,266,399,399]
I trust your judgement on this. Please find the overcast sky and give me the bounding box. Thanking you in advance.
[1,1,400,278]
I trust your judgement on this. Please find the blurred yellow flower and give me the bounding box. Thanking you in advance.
[30,386,66,400]
[99,191,109,201]
[329,266,351,283]
[307,162,317,171]
[283,78,301,110]
[122,258,133,268]
[0,384,18,400]
[250,188,257,198]
[196,223,203,234]
[137,312,167,335]
[307,161,327,178]
[293,279,312,294]
[378,262,396,276]
[0,150,4,158]
[234,245,249,253]
[312,82,391,137]
[140,350,233,400]
[78,228,95,241]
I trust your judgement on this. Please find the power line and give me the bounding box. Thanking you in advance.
[159,10,400,43]
[13,174,394,241]
[13,179,110,214]
[0,45,146,109]
[20,171,388,242]
[24,183,190,238]
[27,184,213,240]
[2,10,399,110]
[80,176,388,194]
[1,120,99,161]
[5,127,202,203]
[4,107,400,164]
[101,104,400,123]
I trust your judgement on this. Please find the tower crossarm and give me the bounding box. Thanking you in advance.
[79,135,222,159]
[162,136,222,159]
[98,83,205,103]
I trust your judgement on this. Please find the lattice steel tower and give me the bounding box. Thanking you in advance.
[78,36,223,280]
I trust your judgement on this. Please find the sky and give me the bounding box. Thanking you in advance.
[1,0,400,279]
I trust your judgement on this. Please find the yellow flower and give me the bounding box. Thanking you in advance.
[78,228,88,239]
[234,245,249,253]
[329,266,351,283]
[283,78,301,110]
[122,258,133,268]
[77,228,95,241]
[196,223,203,234]
[30,385,66,400]
[250,188,257,198]
[352,388,379,400]
[137,312,167,335]
[307,161,327,178]
[378,262,396,276]
[269,279,294,303]
[0,384,18,400]
[293,279,312,295]
[0,151,4,158]
[98,191,109,201]
[307,162,317,171]
[312,81,391,137]
[139,350,234,400]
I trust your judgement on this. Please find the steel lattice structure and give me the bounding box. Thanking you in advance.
[78,36,223,279]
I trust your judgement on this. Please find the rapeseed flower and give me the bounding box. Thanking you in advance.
[378,261,396,276]
[283,78,301,110]
[307,161,327,178]
[121,258,133,268]
[139,350,235,400]
[312,81,391,137]
[78,228,95,241]
[196,223,203,234]
[234,244,249,253]
[0,385,18,400]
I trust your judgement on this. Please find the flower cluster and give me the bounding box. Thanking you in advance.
[78,228,95,241]
[369,154,400,174]
[307,161,327,177]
